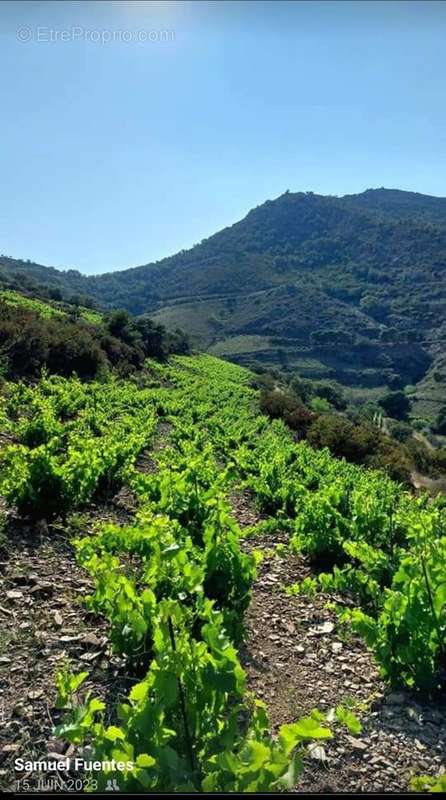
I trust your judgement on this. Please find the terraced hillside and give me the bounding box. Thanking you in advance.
[2,188,446,406]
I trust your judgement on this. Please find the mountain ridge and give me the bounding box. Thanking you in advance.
[2,187,446,414]
[3,186,446,280]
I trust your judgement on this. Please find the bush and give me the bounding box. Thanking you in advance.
[306,415,412,483]
[306,416,376,463]
[46,327,107,379]
[313,381,347,410]
[388,421,412,442]
[310,397,331,413]
[0,300,190,381]
[259,390,314,437]
[250,372,277,391]
[412,418,430,432]
[379,390,411,421]
[366,442,412,484]
[288,375,313,403]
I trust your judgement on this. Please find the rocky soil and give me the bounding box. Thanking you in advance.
[0,510,133,793]
[233,491,446,794]
[0,485,444,794]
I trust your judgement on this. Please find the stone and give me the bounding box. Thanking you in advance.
[309,744,328,762]
[53,611,63,627]
[311,621,335,635]
[6,590,23,600]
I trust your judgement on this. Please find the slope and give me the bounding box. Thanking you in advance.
[1,354,445,792]
[2,188,446,395]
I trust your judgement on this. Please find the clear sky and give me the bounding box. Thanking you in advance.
[1,0,445,274]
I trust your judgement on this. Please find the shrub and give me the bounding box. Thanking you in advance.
[259,390,313,436]
[379,390,411,421]
[0,300,190,381]
[306,415,412,483]
[365,442,412,484]
[388,421,412,442]
[411,417,430,432]
[313,381,347,410]
[310,396,331,413]
[306,416,376,463]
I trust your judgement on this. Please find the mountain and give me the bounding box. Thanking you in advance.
[2,188,446,415]
[343,187,446,226]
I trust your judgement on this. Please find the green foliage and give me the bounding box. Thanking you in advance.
[355,513,446,689]
[310,396,331,413]
[412,417,431,432]
[0,289,65,319]
[44,354,339,792]
[76,514,255,662]
[3,187,444,399]
[379,390,411,421]
[307,414,412,483]
[259,390,314,436]
[1,341,444,777]
[284,577,318,597]
[55,601,331,792]
[292,482,350,563]
[335,705,362,736]
[312,381,347,410]
[388,420,412,442]
[260,386,414,485]
[0,376,157,518]
[410,774,446,793]
[55,664,89,709]
[0,290,189,381]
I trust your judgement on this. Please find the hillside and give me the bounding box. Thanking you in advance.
[0,288,189,380]
[0,353,445,793]
[2,188,446,409]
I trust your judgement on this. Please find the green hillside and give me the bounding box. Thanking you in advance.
[0,288,103,325]
[2,187,446,401]
[0,289,189,381]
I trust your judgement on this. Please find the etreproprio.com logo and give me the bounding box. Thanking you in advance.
[16,26,175,44]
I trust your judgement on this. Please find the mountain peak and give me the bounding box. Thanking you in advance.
[341,186,446,227]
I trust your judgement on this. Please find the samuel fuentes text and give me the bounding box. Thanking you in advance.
[15,758,134,772]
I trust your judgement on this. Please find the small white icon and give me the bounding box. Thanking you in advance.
[105,777,120,792]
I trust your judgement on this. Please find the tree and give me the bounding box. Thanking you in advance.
[106,309,134,340]
[313,381,346,410]
[389,420,412,442]
[379,390,411,421]
[135,317,168,360]
[360,295,389,322]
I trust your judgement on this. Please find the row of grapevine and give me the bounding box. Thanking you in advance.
[5,354,439,691]
[149,356,446,691]
[0,374,158,517]
[1,354,444,793]
[53,396,333,791]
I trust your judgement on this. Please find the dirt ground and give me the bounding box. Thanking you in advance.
[0,487,444,794]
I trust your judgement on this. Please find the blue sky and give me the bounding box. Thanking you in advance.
[1,0,445,274]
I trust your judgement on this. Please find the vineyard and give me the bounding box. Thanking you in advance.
[0,290,103,325]
[0,354,445,792]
